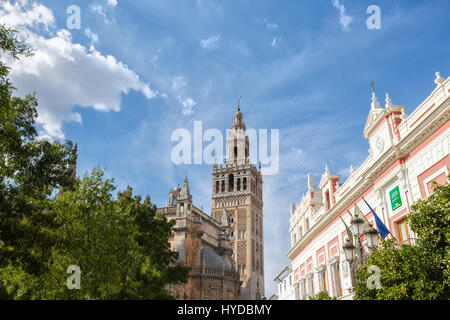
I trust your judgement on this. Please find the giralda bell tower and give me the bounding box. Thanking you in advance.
[211,100,264,300]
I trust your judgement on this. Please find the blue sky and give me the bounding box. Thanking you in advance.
[1,0,449,296]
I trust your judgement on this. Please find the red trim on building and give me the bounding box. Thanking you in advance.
[417,156,450,198]
[316,246,326,266]
[293,186,376,260]
[410,103,436,128]
[404,120,450,161]
[300,263,305,278]
[366,115,386,138]
[327,237,340,258]
[306,257,313,273]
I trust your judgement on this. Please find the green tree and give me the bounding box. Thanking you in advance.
[38,168,143,299]
[0,26,189,300]
[2,167,189,300]
[0,25,77,299]
[310,291,336,300]
[354,179,450,300]
[116,186,190,299]
[408,177,450,294]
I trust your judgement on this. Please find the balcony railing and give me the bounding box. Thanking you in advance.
[190,267,240,278]
[396,237,417,247]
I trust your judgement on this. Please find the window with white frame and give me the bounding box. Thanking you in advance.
[317,267,327,292]
[330,261,342,297]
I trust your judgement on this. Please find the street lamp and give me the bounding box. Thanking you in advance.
[345,213,381,292]
[350,213,365,237]
[364,225,379,250]
[343,239,356,262]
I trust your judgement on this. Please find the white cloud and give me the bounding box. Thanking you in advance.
[177,96,196,116]
[172,76,186,91]
[84,28,99,49]
[90,4,110,24]
[200,34,221,49]
[149,48,161,68]
[172,76,195,116]
[266,23,279,31]
[0,0,54,31]
[332,0,353,31]
[107,0,118,7]
[271,37,280,47]
[0,1,156,139]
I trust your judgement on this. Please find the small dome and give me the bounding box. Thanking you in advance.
[231,111,246,130]
[201,248,233,271]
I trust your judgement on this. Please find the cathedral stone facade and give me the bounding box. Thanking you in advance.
[157,105,264,300]
[158,178,241,300]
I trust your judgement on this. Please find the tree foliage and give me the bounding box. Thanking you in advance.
[354,179,450,300]
[310,291,336,300]
[0,26,189,300]
[0,25,77,299]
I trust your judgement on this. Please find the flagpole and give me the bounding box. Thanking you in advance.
[361,197,399,244]
[345,210,358,244]
[354,203,383,242]
[346,210,353,218]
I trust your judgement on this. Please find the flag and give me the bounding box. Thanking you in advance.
[363,198,391,239]
[340,216,354,245]
[354,205,370,242]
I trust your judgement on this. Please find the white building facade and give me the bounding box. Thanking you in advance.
[287,72,450,299]
[274,265,297,300]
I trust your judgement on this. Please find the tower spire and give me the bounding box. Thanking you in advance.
[370,81,381,110]
[231,98,246,131]
[325,163,330,175]
[385,93,393,109]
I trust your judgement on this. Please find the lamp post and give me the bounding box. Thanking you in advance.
[343,212,380,290]
[364,226,380,250]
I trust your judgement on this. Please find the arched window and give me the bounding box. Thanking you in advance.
[229,174,234,191]
[234,146,238,158]
[216,181,219,193]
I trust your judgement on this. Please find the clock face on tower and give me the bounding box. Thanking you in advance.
[376,136,384,152]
